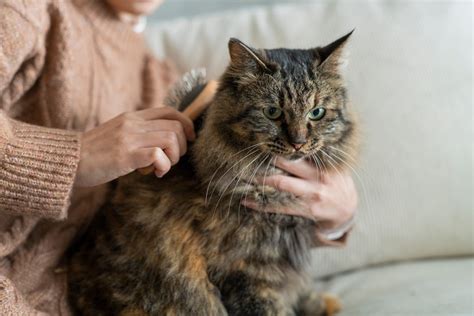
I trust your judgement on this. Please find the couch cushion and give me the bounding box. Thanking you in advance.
[315,257,474,316]
[145,1,473,277]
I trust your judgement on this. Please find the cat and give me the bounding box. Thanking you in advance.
[68,31,358,316]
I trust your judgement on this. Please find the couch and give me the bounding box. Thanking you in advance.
[145,1,473,315]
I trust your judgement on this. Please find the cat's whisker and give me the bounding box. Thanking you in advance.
[327,146,368,177]
[207,145,266,207]
[211,150,261,206]
[310,154,323,177]
[261,156,276,201]
[241,155,275,222]
[205,142,268,206]
[323,151,371,220]
[328,148,370,189]
[319,149,343,174]
[311,152,327,175]
[231,154,270,225]
[321,149,360,205]
[325,148,373,219]
[217,151,264,220]
[245,154,271,204]
[227,153,268,218]
[319,149,349,192]
[237,155,274,223]
[261,156,277,222]
[213,151,264,216]
[317,151,330,175]
[328,145,357,164]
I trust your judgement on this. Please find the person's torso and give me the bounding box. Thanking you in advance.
[0,2,153,311]
[8,0,148,132]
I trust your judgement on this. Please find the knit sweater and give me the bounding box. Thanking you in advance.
[0,0,176,314]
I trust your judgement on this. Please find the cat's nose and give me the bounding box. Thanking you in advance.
[291,143,305,151]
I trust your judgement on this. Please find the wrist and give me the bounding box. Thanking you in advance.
[318,215,355,241]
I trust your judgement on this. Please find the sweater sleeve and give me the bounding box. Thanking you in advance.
[0,112,81,220]
[0,4,81,220]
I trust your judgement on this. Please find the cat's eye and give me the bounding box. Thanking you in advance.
[263,106,282,120]
[308,107,326,121]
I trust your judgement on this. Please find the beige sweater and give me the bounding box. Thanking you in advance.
[0,0,176,314]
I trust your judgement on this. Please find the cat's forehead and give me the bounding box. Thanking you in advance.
[264,48,316,68]
[262,49,319,109]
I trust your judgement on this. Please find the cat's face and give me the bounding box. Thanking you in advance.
[213,32,356,166]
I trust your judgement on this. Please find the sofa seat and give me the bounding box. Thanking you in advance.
[315,257,473,316]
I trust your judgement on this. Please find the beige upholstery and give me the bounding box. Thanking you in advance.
[317,257,474,316]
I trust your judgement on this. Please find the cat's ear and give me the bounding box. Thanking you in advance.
[228,38,274,75]
[315,30,354,72]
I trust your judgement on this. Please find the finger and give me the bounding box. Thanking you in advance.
[274,157,320,180]
[321,168,354,187]
[241,199,315,221]
[241,197,348,224]
[139,120,187,154]
[134,107,195,141]
[153,152,172,178]
[256,175,320,197]
[135,131,183,164]
[132,147,171,177]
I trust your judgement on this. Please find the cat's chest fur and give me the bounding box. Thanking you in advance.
[204,212,315,286]
[116,153,315,283]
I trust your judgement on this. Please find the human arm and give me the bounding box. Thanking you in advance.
[0,3,84,220]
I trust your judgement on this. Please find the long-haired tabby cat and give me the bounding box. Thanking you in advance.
[68,31,358,316]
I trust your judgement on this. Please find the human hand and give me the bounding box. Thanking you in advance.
[74,107,195,187]
[241,157,357,235]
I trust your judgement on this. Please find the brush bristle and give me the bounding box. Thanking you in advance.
[165,68,207,109]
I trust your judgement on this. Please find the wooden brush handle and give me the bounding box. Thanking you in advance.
[137,80,218,175]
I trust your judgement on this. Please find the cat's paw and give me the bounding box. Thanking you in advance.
[321,293,342,316]
[297,292,341,316]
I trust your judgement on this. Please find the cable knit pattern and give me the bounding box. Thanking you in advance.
[0,3,45,110]
[1,54,45,109]
[0,217,39,258]
[0,276,46,316]
[0,0,177,314]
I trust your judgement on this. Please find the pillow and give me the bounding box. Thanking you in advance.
[145,1,473,277]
